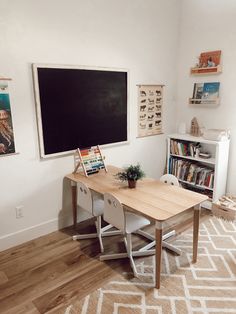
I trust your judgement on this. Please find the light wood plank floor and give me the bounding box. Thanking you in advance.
[0,211,209,314]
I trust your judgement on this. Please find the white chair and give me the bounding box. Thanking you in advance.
[100,193,155,277]
[160,173,179,186]
[72,181,120,252]
[136,174,181,255]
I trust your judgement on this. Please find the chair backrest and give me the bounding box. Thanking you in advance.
[160,174,179,186]
[103,193,125,231]
[77,181,93,215]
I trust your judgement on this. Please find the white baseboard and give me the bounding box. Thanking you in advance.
[0,217,67,252]
[0,209,92,252]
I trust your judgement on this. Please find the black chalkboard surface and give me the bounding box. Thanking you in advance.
[33,65,128,158]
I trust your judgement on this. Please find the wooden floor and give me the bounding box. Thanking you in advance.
[0,211,209,314]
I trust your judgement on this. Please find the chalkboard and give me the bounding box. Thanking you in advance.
[33,65,128,158]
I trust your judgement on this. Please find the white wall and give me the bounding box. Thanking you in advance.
[176,0,236,194]
[0,0,180,250]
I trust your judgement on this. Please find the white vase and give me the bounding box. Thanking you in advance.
[178,122,186,134]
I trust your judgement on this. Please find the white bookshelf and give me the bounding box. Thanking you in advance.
[167,133,230,209]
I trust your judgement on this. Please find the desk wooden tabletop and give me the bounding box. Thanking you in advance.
[66,165,208,221]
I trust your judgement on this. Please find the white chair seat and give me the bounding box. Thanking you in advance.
[93,199,104,216]
[100,193,155,277]
[73,182,121,253]
[125,212,150,234]
[88,190,104,216]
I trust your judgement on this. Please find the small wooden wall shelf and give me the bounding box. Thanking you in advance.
[190,65,222,75]
[189,97,220,106]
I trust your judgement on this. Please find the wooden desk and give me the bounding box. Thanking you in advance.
[66,165,208,289]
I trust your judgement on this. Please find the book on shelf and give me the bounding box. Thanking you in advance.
[169,157,214,190]
[198,50,221,68]
[170,139,200,157]
[192,82,220,104]
[191,50,221,74]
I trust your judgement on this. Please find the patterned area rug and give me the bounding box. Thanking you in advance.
[65,217,236,314]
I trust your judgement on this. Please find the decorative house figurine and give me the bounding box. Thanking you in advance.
[190,117,201,137]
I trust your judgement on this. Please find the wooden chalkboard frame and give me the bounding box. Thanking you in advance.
[32,63,129,159]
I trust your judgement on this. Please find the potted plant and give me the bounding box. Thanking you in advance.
[115,164,145,188]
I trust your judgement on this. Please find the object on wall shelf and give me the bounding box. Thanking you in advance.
[189,82,220,106]
[137,84,164,138]
[190,50,222,75]
[0,79,16,156]
[167,133,230,210]
[73,145,107,177]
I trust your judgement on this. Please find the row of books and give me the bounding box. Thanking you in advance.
[181,183,213,199]
[170,140,200,157]
[169,157,214,189]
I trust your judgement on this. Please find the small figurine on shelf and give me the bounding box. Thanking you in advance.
[207,57,216,67]
[195,56,201,68]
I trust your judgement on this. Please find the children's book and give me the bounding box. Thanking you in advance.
[192,82,220,104]
[191,50,221,74]
[202,82,220,100]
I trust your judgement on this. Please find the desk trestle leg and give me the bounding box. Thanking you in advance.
[193,204,201,263]
[155,221,163,289]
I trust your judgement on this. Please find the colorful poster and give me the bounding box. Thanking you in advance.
[137,85,163,137]
[0,81,15,155]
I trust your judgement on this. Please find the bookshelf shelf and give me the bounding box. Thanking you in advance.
[178,179,214,191]
[167,134,230,209]
[170,153,216,165]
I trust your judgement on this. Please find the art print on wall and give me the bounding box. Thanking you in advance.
[0,80,16,156]
[137,84,163,137]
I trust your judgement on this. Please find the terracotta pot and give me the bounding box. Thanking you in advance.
[128,179,136,188]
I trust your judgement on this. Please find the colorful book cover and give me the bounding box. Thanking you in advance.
[202,82,220,100]
[199,50,221,68]
[193,83,204,99]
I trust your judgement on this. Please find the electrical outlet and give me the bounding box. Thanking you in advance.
[15,205,24,219]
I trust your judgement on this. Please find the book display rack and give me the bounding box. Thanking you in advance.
[189,82,220,106]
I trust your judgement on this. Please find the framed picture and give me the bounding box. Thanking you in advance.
[0,80,16,156]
